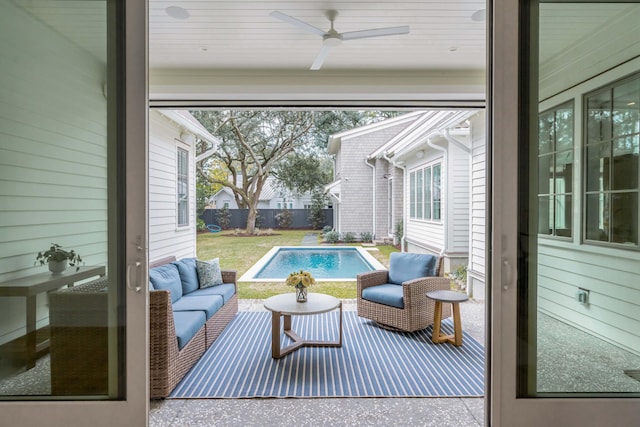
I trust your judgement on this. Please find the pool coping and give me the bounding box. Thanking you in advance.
[238,246,387,282]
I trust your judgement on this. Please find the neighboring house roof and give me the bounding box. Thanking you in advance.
[157,110,221,158]
[210,176,302,203]
[327,111,426,155]
[369,110,479,161]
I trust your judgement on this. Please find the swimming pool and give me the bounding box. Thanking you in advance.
[239,246,386,281]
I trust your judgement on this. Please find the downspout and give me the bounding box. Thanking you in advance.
[383,151,406,252]
[365,158,375,239]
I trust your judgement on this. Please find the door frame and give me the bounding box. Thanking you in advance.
[490,0,640,425]
[2,0,149,424]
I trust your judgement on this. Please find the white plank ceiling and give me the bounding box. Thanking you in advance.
[148,0,487,73]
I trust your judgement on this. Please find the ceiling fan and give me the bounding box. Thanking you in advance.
[270,10,410,71]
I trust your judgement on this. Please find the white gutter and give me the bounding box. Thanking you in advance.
[364,158,376,239]
[442,129,470,153]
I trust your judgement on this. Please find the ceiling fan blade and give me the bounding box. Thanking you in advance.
[310,45,333,70]
[341,25,410,41]
[270,11,326,37]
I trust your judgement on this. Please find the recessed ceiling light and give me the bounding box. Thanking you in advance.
[471,9,486,22]
[448,46,458,52]
[166,6,190,20]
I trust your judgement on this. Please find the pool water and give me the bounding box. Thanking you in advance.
[254,247,377,280]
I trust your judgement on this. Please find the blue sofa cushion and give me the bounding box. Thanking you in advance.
[173,294,224,319]
[173,310,206,350]
[361,284,404,309]
[149,263,182,303]
[173,258,199,294]
[196,258,223,288]
[188,284,236,304]
[388,252,437,285]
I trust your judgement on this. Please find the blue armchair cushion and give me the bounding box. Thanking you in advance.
[196,258,223,288]
[173,258,199,294]
[188,284,236,304]
[173,310,206,350]
[361,284,404,309]
[149,263,183,303]
[173,294,224,319]
[388,252,437,285]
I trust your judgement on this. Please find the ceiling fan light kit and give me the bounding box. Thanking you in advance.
[270,10,410,70]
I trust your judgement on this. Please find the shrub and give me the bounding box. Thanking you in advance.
[275,208,293,229]
[196,218,207,231]
[309,190,329,229]
[217,206,231,229]
[342,232,356,243]
[324,230,340,243]
[321,225,333,236]
[394,220,403,244]
[360,231,373,243]
[447,265,468,290]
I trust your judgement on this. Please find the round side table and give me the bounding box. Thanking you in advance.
[426,290,469,347]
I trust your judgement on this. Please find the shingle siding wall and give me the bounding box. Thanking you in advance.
[337,122,411,235]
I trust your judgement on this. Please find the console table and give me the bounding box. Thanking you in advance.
[0,266,106,369]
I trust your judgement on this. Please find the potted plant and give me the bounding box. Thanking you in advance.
[35,243,83,274]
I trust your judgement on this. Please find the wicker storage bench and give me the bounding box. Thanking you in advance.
[49,277,109,395]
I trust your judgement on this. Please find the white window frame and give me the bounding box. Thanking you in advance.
[409,161,443,222]
[176,146,189,228]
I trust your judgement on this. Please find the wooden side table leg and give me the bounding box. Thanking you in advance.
[271,311,282,358]
[25,295,37,369]
[432,300,443,344]
[452,302,463,346]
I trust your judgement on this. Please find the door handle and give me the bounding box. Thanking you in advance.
[502,259,512,291]
[127,261,142,293]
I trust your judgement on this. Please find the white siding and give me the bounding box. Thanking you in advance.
[447,143,470,254]
[0,3,108,344]
[537,58,640,355]
[148,111,196,262]
[469,112,487,284]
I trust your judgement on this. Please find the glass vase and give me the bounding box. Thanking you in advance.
[295,285,307,303]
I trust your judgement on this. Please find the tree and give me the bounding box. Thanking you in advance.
[308,189,329,230]
[273,154,333,196]
[192,110,313,234]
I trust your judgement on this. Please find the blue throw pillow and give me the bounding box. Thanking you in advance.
[173,258,199,294]
[196,258,223,288]
[388,252,437,285]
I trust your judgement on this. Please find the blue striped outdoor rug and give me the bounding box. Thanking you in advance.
[170,311,484,398]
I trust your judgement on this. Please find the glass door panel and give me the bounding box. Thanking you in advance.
[0,0,147,424]
[492,0,640,424]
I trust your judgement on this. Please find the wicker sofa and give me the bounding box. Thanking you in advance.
[357,252,451,332]
[149,256,238,399]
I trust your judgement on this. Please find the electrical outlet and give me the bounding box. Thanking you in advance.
[577,288,590,305]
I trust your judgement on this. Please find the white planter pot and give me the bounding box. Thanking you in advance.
[48,260,68,275]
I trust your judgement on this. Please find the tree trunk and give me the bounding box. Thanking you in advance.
[245,204,258,235]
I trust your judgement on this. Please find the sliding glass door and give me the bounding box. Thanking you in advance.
[491,0,640,424]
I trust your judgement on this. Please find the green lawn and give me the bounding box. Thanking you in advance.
[196,229,398,299]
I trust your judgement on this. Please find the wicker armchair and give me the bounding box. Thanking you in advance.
[357,252,451,332]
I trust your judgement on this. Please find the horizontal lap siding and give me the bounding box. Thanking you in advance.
[538,242,640,355]
[0,3,108,344]
[470,113,486,277]
[149,111,195,262]
[449,146,470,253]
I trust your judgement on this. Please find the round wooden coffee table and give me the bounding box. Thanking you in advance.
[426,290,469,347]
[263,293,343,359]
